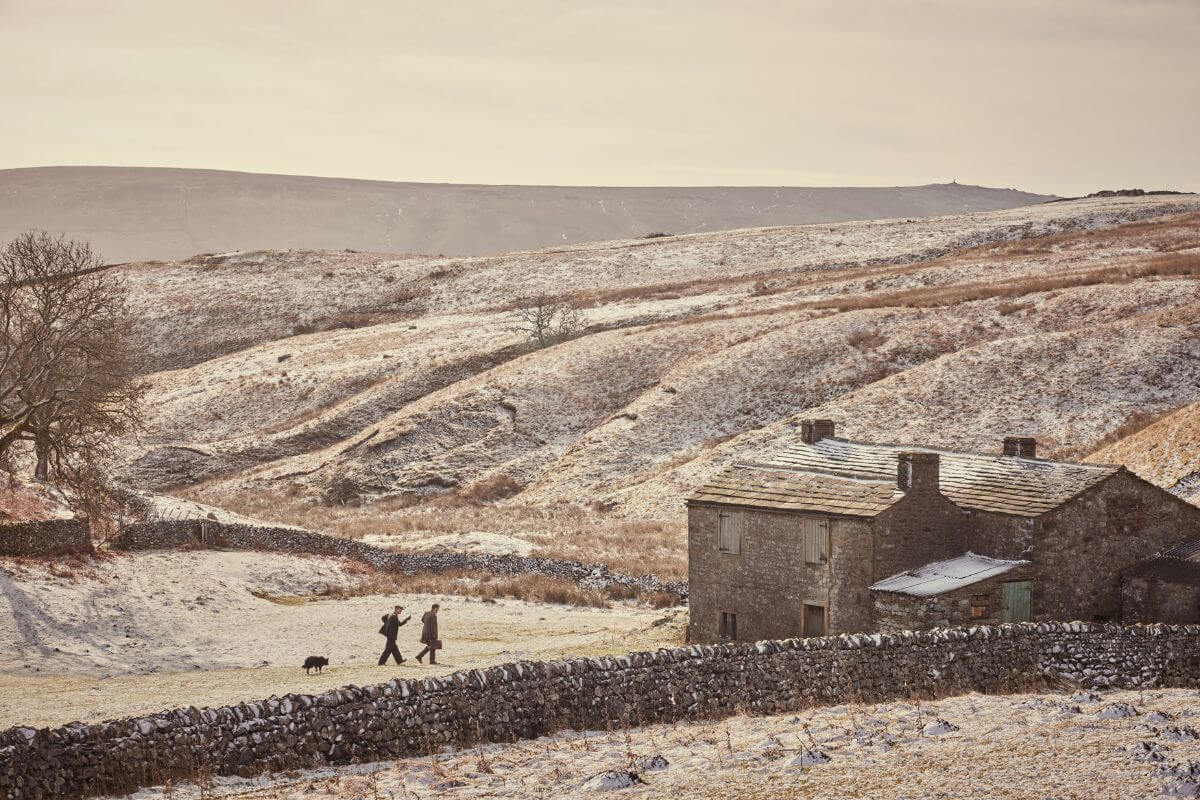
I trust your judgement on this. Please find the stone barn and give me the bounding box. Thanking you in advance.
[1121,539,1200,624]
[686,420,1200,642]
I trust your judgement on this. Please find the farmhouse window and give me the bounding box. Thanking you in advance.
[803,518,829,565]
[718,511,742,554]
[719,611,738,640]
[970,593,990,618]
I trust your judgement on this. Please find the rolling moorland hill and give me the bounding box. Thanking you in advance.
[0,166,1051,263]
[108,193,1200,576]
[1089,400,1200,506]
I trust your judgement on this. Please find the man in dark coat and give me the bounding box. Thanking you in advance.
[378,605,410,665]
[415,603,440,664]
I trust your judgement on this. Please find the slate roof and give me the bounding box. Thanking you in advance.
[755,437,1120,516]
[870,552,1030,597]
[688,466,903,517]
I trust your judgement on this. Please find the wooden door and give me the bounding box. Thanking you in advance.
[803,603,826,636]
[1002,581,1032,622]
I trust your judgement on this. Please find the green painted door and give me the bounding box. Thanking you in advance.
[1002,581,1032,622]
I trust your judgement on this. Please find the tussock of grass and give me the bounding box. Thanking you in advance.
[248,590,312,605]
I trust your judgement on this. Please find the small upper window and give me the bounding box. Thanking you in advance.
[803,518,829,565]
[718,511,741,554]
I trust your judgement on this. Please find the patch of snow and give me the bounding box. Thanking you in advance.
[923,719,961,736]
[580,770,643,790]
[1097,703,1139,720]
[789,749,832,766]
[1126,741,1171,763]
[1161,727,1200,742]
[631,754,669,773]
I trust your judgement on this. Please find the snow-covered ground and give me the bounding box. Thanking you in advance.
[118,688,1200,799]
[0,551,682,729]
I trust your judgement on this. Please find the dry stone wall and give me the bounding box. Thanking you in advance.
[0,518,90,557]
[110,520,687,599]
[3,622,1200,799]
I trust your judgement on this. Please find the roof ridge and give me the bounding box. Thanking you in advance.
[953,550,1031,566]
[735,460,897,485]
[792,436,1120,472]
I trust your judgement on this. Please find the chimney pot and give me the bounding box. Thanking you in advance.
[1003,436,1037,459]
[801,419,836,444]
[897,451,940,492]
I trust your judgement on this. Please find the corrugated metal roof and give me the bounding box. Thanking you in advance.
[870,552,1029,597]
[688,467,903,517]
[1158,538,1200,561]
[1124,556,1200,587]
[1122,537,1200,587]
[757,437,1119,516]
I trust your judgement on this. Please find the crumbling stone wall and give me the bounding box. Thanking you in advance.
[0,518,90,557]
[110,520,686,599]
[2,622,1197,800]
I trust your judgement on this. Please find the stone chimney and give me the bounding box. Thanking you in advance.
[897,452,940,493]
[800,419,836,444]
[1002,436,1037,459]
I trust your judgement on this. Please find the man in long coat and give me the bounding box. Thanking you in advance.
[378,605,409,665]
[415,603,440,664]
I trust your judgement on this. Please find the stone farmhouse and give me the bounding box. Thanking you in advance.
[686,420,1200,642]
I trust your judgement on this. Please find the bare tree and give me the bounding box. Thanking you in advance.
[0,231,144,521]
[511,293,584,348]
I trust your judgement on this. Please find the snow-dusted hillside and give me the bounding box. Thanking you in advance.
[1089,400,1200,506]
[114,194,1200,563]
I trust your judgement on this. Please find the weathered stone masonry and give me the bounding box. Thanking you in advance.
[0,518,90,557]
[3,622,1199,799]
[110,519,687,599]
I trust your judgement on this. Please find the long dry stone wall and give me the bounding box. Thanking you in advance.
[0,518,90,557]
[3,622,1200,799]
[110,519,687,599]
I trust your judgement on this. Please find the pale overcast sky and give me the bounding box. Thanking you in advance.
[1,0,1197,195]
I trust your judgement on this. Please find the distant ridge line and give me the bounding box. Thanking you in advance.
[0,166,1054,263]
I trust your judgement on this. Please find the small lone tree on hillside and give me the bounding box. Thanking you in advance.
[0,231,144,522]
[511,294,584,349]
